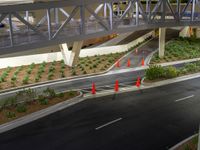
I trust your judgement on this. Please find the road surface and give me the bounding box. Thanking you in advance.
[0,77,200,150]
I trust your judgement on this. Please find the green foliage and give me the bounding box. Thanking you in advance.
[38,95,48,105]
[15,89,36,103]
[48,72,54,80]
[72,70,76,76]
[52,60,56,66]
[164,66,178,78]
[22,75,29,84]
[69,91,76,96]
[43,88,56,98]
[35,75,40,82]
[27,68,32,74]
[5,111,16,118]
[57,92,64,98]
[11,75,17,81]
[145,65,165,80]
[49,65,55,73]
[16,104,27,113]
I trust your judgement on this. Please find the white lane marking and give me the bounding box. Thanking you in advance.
[175,95,195,102]
[95,118,122,130]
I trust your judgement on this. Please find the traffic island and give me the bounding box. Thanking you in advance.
[143,61,200,84]
[150,37,200,64]
[0,88,81,126]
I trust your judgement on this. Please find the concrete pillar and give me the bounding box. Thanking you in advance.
[179,26,191,37]
[159,28,166,58]
[59,41,83,67]
[69,41,83,66]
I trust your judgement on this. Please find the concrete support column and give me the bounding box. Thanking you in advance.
[159,28,166,58]
[69,41,83,66]
[59,41,83,67]
[179,26,191,37]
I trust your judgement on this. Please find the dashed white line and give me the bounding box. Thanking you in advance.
[175,95,195,102]
[95,118,122,130]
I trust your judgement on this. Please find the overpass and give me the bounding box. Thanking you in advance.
[0,0,200,65]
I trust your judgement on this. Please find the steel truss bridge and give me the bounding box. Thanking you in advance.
[0,0,200,54]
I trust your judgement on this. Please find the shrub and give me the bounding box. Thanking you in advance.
[48,72,54,80]
[93,64,97,68]
[69,91,75,96]
[22,75,29,84]
[72,70,76,76]
[27,68,32,74]
[52,60,56,66]
[11,75,17,81]
[38,95,49,105]
[43,88,56,98]
[5,111,16,118]
[164,66,178,78]
[35,75,40,82]
[185,63,198,72]
[30,63,35,69]
[60,60,64,64]
[16,104,27,113]
[61,63,66,69]
[145,65,165,80]
[49,65,55,72]
[57,92,64,98]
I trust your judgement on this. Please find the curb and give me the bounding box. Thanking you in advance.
[0,91,84,134]
[169,134,198,150]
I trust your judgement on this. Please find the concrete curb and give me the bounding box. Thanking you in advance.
[0,91,84,134]
[169,134,198,150]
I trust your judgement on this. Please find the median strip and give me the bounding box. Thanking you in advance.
[95,118,122,130]
[175,95,195,102]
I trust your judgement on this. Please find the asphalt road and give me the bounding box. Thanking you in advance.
[0,77,200,150]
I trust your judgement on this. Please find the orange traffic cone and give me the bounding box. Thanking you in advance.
[91,82,96,94]
[141,58,145,66]
[115,60,120,68]
[127,58,131,67]
[136,77,141,88]
[115,80,119,92]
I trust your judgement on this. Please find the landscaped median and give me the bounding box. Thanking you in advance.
[144,61,200,83]
[150,37,200,64]
[0,88,80,125]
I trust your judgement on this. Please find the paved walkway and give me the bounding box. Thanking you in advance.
[111,29,179,70]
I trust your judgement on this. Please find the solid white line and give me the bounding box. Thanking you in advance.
[175,95,195,102]
[95,118,122,130]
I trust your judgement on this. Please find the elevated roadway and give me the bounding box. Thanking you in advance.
[0,0,199,54]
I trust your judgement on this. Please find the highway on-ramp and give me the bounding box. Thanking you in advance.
[0,77,200,150]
